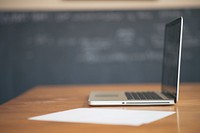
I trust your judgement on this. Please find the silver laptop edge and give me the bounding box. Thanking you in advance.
[176,17,183,103]
[161,17,183,103]
[88,17,183,106]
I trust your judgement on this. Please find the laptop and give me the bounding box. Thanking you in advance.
[88,17,183,106]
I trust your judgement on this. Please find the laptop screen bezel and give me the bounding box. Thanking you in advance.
[161,17,183,103]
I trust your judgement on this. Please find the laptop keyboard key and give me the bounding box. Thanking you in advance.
[125,92,163,100]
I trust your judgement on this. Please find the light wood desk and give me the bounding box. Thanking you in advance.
[0,83,200,133]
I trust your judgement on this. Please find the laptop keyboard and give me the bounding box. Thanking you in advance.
[125,92,164,100]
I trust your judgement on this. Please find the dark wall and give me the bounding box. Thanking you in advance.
[0,9,200,104]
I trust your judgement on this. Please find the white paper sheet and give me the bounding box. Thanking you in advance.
[29,108,175,126]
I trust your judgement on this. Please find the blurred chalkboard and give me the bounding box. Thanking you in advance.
[0,9,200,104]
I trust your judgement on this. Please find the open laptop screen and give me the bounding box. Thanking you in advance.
[161,17,183,102]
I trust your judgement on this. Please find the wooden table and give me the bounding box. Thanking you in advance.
[0,83,200,133]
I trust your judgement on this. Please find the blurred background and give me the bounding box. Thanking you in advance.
[0,0,200,104]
